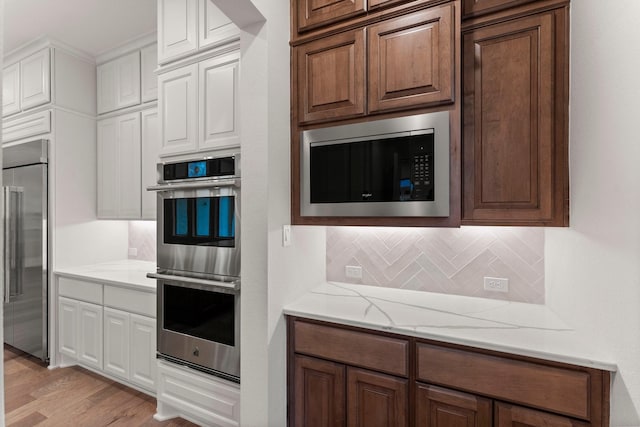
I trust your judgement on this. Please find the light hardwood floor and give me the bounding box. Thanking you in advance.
[4,346,198,427]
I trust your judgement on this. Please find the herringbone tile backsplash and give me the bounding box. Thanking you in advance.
[327,227,545,304]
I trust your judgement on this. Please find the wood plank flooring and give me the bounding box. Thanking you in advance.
[4,346,198,427]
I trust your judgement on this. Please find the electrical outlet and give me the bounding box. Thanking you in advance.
[282,225,292,247]
[128,247,138,257]
[345,265,362,279]
[484,277,509,292]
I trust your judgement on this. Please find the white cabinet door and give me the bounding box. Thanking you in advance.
[58,297,78,359]
[159,64,198,156]
[116,51,141,110]
[141,44,159,103]
[78,302,103,370]
[20,48,51,110]
[141,108,160,219]
[104,308,130,381]
[2,63,21,117]
[97,60,117,114]
[199,52,240,151]
[117,112,142,218]
[158,0,198,64]
[97,117,119,218]
[130,314,157,391]
[199,0,239,49]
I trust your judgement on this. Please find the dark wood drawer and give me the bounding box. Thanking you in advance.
[416,343,591,420]
[293,320,409,377]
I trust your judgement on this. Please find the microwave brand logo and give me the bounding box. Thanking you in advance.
[361,193,373,200]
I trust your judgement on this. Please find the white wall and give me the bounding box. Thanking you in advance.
[233,0,327,426]
[546,1,640,425]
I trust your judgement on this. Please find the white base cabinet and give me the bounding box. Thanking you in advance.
[56,276,157,393]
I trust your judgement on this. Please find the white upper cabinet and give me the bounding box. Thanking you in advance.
[20,48,51,111]
[199,52,240,151]
[2,48,51,117]
[199,0,239,49]
[97,51,141,115]
[2,63,21,116]
[141,108,160,219]
[158,0,198,64]
[141,44,159,103]
[158,64,198,156]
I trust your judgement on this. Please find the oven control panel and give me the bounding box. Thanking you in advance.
[162,156,237,182]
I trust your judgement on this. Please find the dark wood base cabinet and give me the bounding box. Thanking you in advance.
[287,317,610,427]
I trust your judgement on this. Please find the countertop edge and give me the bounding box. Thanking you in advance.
[283,308,619,373]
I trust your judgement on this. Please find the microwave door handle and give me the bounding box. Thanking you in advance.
[147,179,239,192]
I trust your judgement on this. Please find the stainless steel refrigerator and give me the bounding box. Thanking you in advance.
[2,139,48,361]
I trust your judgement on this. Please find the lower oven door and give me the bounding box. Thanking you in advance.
[154,273,240,382]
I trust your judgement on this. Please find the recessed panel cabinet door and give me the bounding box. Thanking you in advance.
[78,302,103,370]
[462,9,568,226]
[2,63,21,117]
[158,0,198,63]
[20,48,51,111]
[495,403,585,427]
[117,112,142,218]
[97,118,119,219]
[368,3,454,113]
[297,0,366,32]
[462,0,537,18]
[199,0,239,49]
[58,297,78,359]
[141,108,160,220]
[347,368,408,427]
[296,28,366,124]
[104,307,130,381]
[141,44,159,103]
[416,384,492,427]
[116,51,141,110]
[294,355,346,427]
[129,313,157,391]
[159,64,198,156]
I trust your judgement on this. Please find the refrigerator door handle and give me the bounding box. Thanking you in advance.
[3,186,10,304]
[15,189,24,297]
[3,186,23,303]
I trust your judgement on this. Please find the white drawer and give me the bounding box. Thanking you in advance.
[2,110,51,143]
[157,360,240,427]
[104,286,155,318]
[58,277,102,304]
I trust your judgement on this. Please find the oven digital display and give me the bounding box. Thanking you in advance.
[188,161,207,178]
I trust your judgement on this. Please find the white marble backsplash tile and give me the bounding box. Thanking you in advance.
[128,221,156,262]
[326,226,545,304]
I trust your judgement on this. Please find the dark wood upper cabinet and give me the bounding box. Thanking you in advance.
[293,355,346,427]
[295,28,366,124]
[462,0,537,18]
[416,384,492,427]
[368,3,454,113]
[347,368,408,427]
[495,402,589,427]
[462,6,569,226]
[369,0,416,10]
[296,0,366,32]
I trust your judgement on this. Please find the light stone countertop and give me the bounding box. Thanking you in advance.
[54,259,157,292]
[284,281,618,372]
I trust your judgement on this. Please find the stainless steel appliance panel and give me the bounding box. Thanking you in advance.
[2,139,48,361]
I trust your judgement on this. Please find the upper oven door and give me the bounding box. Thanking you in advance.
[155,181,240,278]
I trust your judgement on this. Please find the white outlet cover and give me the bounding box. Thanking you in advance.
[345,265,362,279]
[483,277,509,292]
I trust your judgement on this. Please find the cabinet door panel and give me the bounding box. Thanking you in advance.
[416,384,492,427]
[3,63,21,116]
[462,0,536,18]
[297,28,365,124]
[294,355,345,427]
[130,314,157,391]
[141,44,158,103]
[20,49,50,110]
[347,368,408,427]
[199,52,240,151]
[78,302,103,370]
[117,112,142,218]
[297,0,366,32]
[141,108,160,219]
[462,10,567,225]
[104,308,130,380]
[97,61,117,114]
[369,0,414,9]
[158,0,198,63]
[159,64,198,156]
[97,118,119,219]
[495,403,587,427]
[368,3,454,113]
[58,297,78,359]
[116,51,141,110]
[199,0,239,49]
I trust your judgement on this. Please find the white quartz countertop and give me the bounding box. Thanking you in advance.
[54,260,157,291]
[284,282,618,372]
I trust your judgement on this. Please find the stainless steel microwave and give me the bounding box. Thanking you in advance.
[301,111,450,217]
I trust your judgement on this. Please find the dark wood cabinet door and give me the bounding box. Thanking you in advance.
[462,0,537,18]
[462,8,569,226]
[294,355,346,427]
[296,28,366,124]
[368,0,414,10]
[495,403,588,427]
[368,3,454,113]
[296,0,366,32]
[347,367,408,427]
[416,384,492,427]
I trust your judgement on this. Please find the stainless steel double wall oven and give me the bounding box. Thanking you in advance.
[148,154,240,382]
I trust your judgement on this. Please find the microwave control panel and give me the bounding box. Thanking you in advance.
[410,151,432,200]
[162,156,236,182]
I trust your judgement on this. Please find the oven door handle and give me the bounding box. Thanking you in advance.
[147,179,239,192]
[147,272,240,292]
